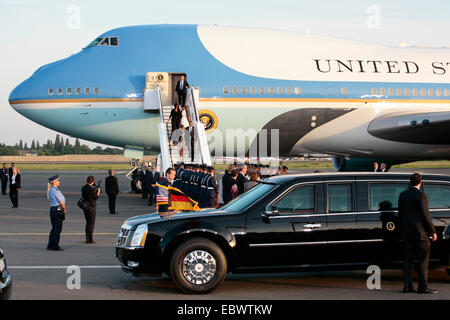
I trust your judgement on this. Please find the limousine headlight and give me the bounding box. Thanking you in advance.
[130,224,148,247]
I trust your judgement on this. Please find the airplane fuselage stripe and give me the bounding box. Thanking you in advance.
[8,97,450,104]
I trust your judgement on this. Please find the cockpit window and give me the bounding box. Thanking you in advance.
[86,37,119,48]
[99,38,109,46]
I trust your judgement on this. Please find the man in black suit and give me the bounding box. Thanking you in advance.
[139,165,150,199]
[398,173,438,294]
[221,164,236,204]
[236,164,248,196]
[175,75,189,106]
[1,163,8,195]
[105,169,119,214]
[148,166,160,206]
[8,162,15,177]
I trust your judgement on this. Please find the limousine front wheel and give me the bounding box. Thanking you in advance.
[170,238,227,294]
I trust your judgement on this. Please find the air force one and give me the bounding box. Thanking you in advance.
[8,24,450,170]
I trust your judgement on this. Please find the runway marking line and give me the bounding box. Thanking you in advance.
[8,265,122,269]
[0,233,117,236]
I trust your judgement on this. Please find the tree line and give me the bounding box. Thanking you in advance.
[0,135,123,156]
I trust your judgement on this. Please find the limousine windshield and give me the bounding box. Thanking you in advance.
[221,182,278,212]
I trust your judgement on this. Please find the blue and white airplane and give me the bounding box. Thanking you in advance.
[8,24,450,170]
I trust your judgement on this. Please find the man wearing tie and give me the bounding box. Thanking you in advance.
[175,75,189,106]
[148,166,160,206]
[187,121,196,162]
[1,163,8,195]
[105,169,120,214]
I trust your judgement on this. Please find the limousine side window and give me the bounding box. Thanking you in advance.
[328,184,352,213]
[369,183,408,211]
[424,184,450,209]
[273,185,315,214]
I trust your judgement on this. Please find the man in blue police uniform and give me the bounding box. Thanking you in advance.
[47,175,66,251]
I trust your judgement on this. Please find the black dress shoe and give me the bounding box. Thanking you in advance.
[53,247,64,251]
[418,288,439,294]
[402,287,417,293]
[86,241,96,244]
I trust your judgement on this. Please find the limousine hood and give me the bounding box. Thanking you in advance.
[124,209,232,229]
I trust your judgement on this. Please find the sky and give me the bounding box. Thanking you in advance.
[1,0,450,148]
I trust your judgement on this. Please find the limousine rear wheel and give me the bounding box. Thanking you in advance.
[170,238,227,294]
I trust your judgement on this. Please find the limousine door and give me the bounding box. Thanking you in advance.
[354,181,407,263]
[243,182,329,268]
[324,180,360,263]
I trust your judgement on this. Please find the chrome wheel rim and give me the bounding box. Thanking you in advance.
[182,250,216,285]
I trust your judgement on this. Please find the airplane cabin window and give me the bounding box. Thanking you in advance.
[268,87,274,94]
[396,88,402,96]
[295,87,301,95]
[232,86,238,94]
[404,88,410,96]
[371,88,377,95]
[110,37,119,46]
[85,88,90,95]
[66,88,72,95]
[57,88,63,95]
[94,88,100,95]
[420,88,426,96]
[388,88,394,96]
[428,89,434,96]
[436,89,442,96]
[379,88,386,96]
[412,88,418,96]
[75,88,81,95]
[286,87,292,95]
[277,87,283,95]
[445,89,450,96]
[341,87,348,95]
[259,87,265,94]
[250,86,256,94]
[223,86,229,94]
[48,89,54,96]
[241,86,247,94]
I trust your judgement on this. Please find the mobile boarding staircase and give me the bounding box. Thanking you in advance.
[144,84,211,175]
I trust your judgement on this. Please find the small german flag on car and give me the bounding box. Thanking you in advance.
[156,184,200,213]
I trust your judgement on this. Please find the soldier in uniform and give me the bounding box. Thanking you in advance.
[183,164,193,197]
[194,165,205,203]
[1,163,8,195]
[207,167,219,208]
[199,170,209,208]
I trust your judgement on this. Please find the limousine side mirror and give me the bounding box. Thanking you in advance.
[262,205,279,218]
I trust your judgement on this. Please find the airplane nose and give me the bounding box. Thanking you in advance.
[9,78,33,112]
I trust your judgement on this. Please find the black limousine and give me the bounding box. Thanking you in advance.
[0,248,12,300]
[116,172,450,293]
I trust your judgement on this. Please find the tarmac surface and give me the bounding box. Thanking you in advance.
[0,167,449,300]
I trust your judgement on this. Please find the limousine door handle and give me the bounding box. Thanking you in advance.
[303,224,322,229]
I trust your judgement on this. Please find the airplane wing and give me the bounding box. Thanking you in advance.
[368,110,450,145]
